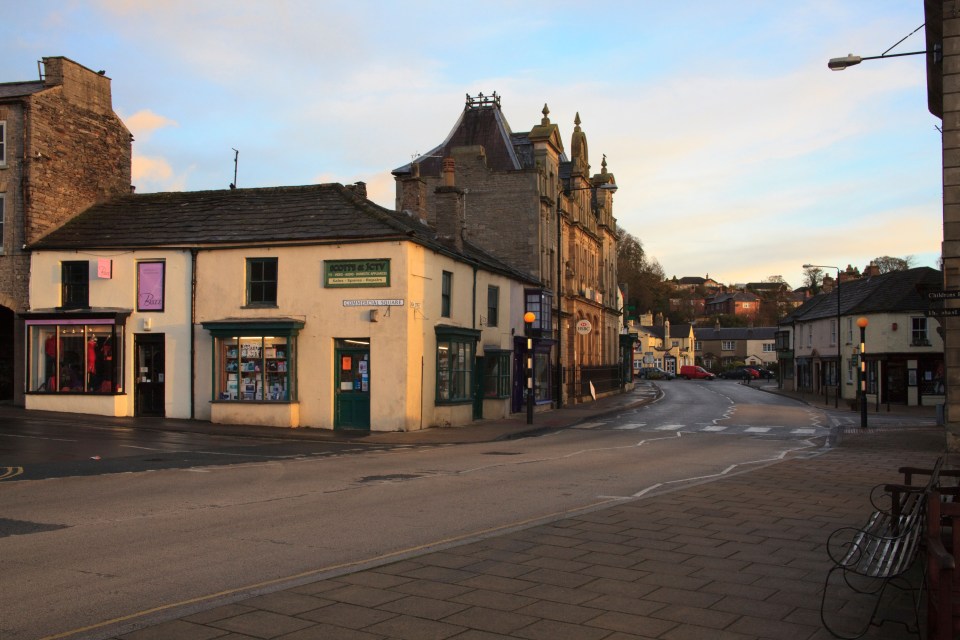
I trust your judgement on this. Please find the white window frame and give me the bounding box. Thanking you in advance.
[830,319,837,346]
[0,121,6,166]
[722,340,735,351]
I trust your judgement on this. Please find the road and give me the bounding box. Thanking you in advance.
[1,382,828,640]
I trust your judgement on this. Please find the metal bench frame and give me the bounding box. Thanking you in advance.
[820,459,944,639]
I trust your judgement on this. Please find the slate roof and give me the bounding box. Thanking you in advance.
[0,81,46,100]
[781,267,942,323]
[393,101,538,177]
[30,182,540,285]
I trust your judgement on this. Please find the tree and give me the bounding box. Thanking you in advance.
[802,266,823,294]
[616,227,670,322]
[872,255,913,274]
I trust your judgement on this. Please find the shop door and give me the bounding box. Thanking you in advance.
[887,361,908,404]
[335,343,370,431]
[473,356,484,420]
[135,334,165,417]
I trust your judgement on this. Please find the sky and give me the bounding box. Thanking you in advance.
[3,1,943,290]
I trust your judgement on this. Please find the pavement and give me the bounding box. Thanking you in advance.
[9,383,957,640]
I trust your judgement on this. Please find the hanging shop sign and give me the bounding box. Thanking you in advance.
[324,259,390,288]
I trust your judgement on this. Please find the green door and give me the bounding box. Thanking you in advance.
[335,342,370,431]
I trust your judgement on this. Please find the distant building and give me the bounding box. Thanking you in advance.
[694,325,777,370]
[779,267,943,407]
[393,93,620,404]
[0,57,132,405]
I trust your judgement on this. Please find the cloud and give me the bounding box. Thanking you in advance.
[132,155,190,192]
[122,109,178,143]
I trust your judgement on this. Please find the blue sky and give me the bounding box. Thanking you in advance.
[4,1,941,289]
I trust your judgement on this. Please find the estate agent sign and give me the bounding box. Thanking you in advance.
[324,259,390,288]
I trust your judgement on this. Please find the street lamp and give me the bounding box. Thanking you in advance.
[524,311,536,425]
[828,23,932,70]
[857,317,869,429]
[556,181,617,409]
[803,264,841,408]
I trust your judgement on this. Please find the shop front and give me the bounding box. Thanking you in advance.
[22,309,131,415]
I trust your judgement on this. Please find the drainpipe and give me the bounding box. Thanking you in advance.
[190,248,198,419]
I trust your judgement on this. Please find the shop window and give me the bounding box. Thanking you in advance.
[534,351,552,402]
[203,319,303,402]
[215,336,294,401]
[26,322,123,393]
[482,350,510,398]
[61,261,90,309]
[246,258,278,306]
[436,327,478,403]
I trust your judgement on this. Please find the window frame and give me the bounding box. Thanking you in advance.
[441,271,452,318]
[0,192,5,255]
[61,261,90,309]
[435,326,479,404]
[0,121,6,166]
[524,289,553,332]
[912,317,930,346]
[486,285,499,327]
[202,319,303,403]
[246,257,278,307]
[721,340,735,351]
[24,314,127,394]
[482,349,511,398]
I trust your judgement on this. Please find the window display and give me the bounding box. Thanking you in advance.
[217,336,293,401]
[27,322,123,393]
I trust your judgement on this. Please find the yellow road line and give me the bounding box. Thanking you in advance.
[0,466,24,481]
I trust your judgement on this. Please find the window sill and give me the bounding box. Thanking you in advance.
[242,303,279,309]
[436,399,472,406]
[212,399,296,404]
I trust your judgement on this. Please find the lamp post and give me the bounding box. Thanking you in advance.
[556,181,617,409]
[803,264,841,408]
[524,311,536,425]
[857,317,869,429]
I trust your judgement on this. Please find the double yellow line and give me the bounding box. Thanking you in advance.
[0,466,24,480]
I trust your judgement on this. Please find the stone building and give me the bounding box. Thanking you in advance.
[0,56,132,404]
[392,93,620,405]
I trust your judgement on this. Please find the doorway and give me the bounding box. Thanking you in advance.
[335,340,370,431]
[135,334,165,417]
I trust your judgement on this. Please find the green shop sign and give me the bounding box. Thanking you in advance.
[324,259,390,288]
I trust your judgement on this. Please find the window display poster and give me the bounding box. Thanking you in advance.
[342,356,352,370]
[137,262,165,311]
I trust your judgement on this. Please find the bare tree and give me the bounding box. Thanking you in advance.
[872,255,913,273]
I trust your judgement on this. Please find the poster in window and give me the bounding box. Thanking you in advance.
[137,262,165,312]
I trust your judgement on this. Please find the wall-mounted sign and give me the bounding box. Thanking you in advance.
[325,259,390,288]
[97,258,113,279]
[137,261,165,312]
[576,319,592,335]
[342,299,404,307]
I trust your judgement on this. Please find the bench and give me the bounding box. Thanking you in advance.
[820,458,944,639]
[926,486,960,640]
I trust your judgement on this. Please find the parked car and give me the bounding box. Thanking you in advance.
[678,365,716,380]
[749,366,776,379]
[719,366,760,380]
[637,366,675,380]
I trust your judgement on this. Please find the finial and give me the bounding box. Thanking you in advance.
[574,112,581,130]
[541,103,550,124]
[601,154,608,173]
